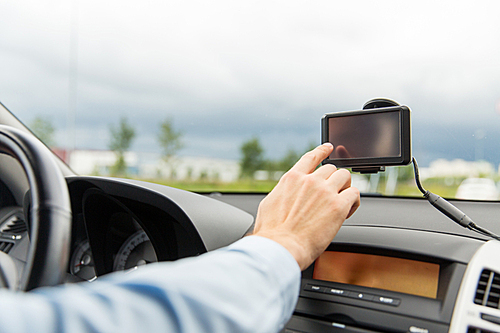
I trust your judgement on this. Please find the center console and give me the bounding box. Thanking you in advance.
[282,225,487,333]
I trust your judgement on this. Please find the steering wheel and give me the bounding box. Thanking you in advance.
[0,125,71,291]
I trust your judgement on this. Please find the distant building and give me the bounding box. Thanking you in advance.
[68,149,138,176]
[139,156,240,182]
[63,149,240,182]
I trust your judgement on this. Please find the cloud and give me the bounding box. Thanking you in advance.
[1,0,500,161]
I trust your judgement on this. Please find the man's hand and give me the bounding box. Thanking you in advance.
[253,143,360,270]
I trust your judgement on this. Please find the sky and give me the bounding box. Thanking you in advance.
[0,0,500,165]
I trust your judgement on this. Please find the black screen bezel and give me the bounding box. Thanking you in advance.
[321,106,411,168]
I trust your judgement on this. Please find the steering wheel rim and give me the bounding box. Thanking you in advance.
[0,125,71,291]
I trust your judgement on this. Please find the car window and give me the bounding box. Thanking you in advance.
[0,0,499,199]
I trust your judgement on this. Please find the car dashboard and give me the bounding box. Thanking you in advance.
[213,193,500,333]
[0,174,254,283]
[1,175,500,333]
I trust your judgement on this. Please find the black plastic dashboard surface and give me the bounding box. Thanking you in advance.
[209,193,500,241]
[65,177,254,280]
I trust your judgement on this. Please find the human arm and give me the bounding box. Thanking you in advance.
[0,236,299,333]
[0,143,359,333]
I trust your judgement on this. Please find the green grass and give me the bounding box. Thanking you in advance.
[378,179,459,199]
[135,178,279,193]
[134,176,461,198]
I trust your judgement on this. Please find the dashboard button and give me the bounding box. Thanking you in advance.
[481,313,500,326]
[373,295,401,306]
[346,291,375,301]
[325,287,348,296]
[304,284,326,293]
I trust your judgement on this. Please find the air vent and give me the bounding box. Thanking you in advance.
[0,214,27,234]
[0,214,27,254]
[474,269,500,308]
[0,242,13,253]
[468,327,497,333]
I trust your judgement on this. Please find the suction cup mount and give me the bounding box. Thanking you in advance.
[362,98,401,110]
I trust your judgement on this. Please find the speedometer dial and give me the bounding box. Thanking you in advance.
[113,230,157,271]
[70,240,96,281]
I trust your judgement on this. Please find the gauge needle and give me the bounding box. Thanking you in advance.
[76,254,92,267]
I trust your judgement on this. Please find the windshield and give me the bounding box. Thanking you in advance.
[1,1,499,199]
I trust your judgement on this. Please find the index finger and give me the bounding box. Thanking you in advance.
[290,143,333,174]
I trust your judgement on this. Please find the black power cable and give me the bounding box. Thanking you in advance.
[412,157,500,241]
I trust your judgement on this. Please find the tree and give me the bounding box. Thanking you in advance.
[279,148,300,172]
[275,142,316,172]
[30,116,56,147]
[157,117,184,179]
[109,117,135,176]
[158,118,184,161]
[240,137,265,179]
